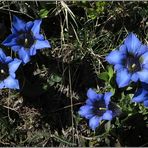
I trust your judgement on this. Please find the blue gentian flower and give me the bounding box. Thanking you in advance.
[2,16,51,64]
[0,49,21,89]
[132,83,148,107]
[106,33,148,88]
[78,88,113,130]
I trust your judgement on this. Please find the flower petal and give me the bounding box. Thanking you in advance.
[132,88,148,103]
[5,56,13,63]
[8,58,21,77]
[106,50,125,65]
[28,46,37,56]
[87,88,102,102]
[89,116,102,130]
[87,88,97,98]
[34,39,51,49]
[114,64,124,71]
[4,76,19,89]
[141,82,148,90]
[31,19,42,35]
[141,52,148,65]
[86,98,93,105]
[102,110,113,120]
[116,69,131,88]
[137,69,148,83]
[124,33,141,54]
[11,16,26,33]
[0,48,7,62]
[143,63,148,70]
[35,34,44,40]
[11,45,21,52]
[144,100,148,107]
[2,34,18,47]
[0,49,12,63]
[18,47,30,64]
[0,81,5,89]
[136,45,148,56]
[104,92,112,107]
[119,44,127,54]
[26,21,34,31]
[78,105,93,119]
[131,73,139,82]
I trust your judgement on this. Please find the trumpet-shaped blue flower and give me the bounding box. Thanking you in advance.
[78,88,113,130]
[0,49,21,89]
[132,83,148,107]
[2,16,51,64]
[106,33,148,88]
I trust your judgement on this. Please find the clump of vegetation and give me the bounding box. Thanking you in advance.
[0,1,148,147]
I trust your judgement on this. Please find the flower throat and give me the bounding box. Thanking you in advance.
[126,55,141,73]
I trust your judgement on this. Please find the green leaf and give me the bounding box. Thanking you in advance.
[107,65,114,80]
[98,72,109,82]
[50,74,62,83]
[39,9,49,18]
[109,87,115,94]
[87,8,97,20]
[47,74,62,86]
